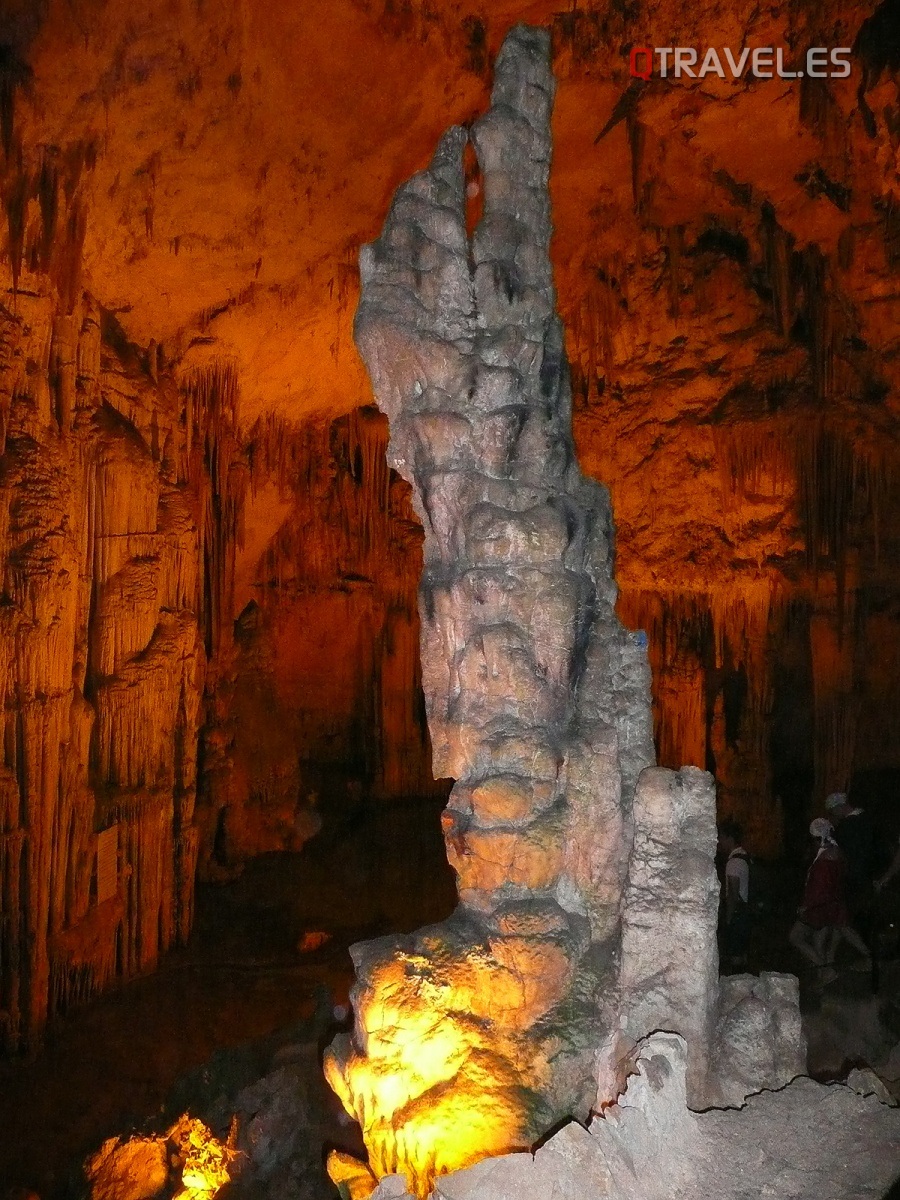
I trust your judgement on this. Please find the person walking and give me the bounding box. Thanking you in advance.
[789,817,871,985]
[717,818,752,973]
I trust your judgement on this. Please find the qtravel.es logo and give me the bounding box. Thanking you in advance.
[628,46,852,81]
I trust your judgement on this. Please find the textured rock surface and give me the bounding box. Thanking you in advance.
[326,26,658,1192]
[85,1137,169,1200]
[371,1033,900,1200]
[0,284,224,1052]
[11,0,900,847]
[323,26,819,1194]
[198,405,444,876]
[85,1115,240,1200]
[0,241,440,1050]
[0,79,448,1040]
[709,972,806,1108]
[616,766,720,1103]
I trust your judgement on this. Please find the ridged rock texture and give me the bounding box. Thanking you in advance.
[3,0,899,1076]
[0,281,227,1051]
[0,103,440,1047]
[325,26,764,1194]
[0,285,438,1049]
[199,406,442,874]
[369,1032,900,1200]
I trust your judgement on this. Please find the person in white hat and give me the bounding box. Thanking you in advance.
[789,817,871,984]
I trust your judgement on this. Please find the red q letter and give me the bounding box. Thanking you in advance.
[629,46,653,81]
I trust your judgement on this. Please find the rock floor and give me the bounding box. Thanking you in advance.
[0,794,456,1199]
[2,818,899,1199]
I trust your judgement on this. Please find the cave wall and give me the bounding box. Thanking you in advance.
[0,283,234,1051]
[0,93,438,1042]
[6,0,898,856]
[555,0,900,848]
[2,0,900,1038]
[0,278,437,1046]
[199,406,442,876]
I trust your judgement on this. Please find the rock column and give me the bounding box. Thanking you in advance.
[326,25,657,1195]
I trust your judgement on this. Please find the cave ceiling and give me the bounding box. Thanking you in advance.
[4,0,900,598]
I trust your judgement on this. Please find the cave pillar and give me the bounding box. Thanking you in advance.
[326,26,671,1195]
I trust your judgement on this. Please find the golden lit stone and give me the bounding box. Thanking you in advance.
[447,820,565,893]
[168,1116,240,1200]
[326,1150,379,1200]
[324,942,539,1197]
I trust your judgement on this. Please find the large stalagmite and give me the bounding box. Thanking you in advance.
[325,25,726,1195]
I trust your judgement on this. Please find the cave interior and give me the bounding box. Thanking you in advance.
[1,0,900,1196]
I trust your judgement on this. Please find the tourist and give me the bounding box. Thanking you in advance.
[789,817,871,984]
[717,818,752,972]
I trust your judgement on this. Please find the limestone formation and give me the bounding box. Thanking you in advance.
[0,285,231,1051]
[199,405,442,875]
[85,1115,240,1200]
[325,25,755,1194]
[0,112,439,1045]
[323,25,817,1194]
[370,1032,900,1200]
[15,0,900,853]
[615,766,720,1104]
[708,972,806,1108]
[325,26,654,1190]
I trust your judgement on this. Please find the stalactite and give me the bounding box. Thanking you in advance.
[714,420,794,504]
[664,225,685,318]
[566,266,622,409]
[180,363,245,660]
[801,245,830,402]
[884,195,900,269]
[5,170,28,300]
[809,597,863,801]
[713,414,896,602]
[799,75,842,143]
[759,203,795,338]
[627,112,645,213]
[247,409,418,600]
[0,46,31,164]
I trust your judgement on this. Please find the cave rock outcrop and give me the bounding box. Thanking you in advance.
[370,1032,900,1200]
[325,25,802,1197]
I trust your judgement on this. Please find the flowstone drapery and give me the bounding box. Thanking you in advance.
[325,25,752,1197]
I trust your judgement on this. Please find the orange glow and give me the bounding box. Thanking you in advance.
[324,950,543,1197]
[168,1116,240,1200]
